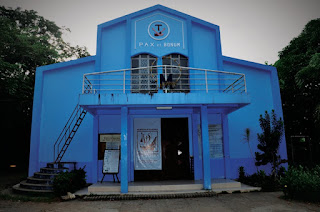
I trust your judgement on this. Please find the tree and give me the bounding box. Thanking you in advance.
[274,18,320,165]
[255,110,285,178]
[0,6,90,169]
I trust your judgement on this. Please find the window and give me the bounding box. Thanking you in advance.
[162,54,189,93]
[131,54,158,93]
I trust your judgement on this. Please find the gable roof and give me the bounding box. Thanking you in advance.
[98,4,219,31]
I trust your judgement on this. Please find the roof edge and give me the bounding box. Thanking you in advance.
[222,55,276,72]
[97,4,219,30]
[37,56,95,72]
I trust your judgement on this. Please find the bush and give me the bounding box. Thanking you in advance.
[237,167,281,191]
[280,165,320,201]
[53,167,86,196]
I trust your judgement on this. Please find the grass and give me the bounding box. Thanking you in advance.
[0,192,59,202]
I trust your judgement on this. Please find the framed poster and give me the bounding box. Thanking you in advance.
[102,149,120,174]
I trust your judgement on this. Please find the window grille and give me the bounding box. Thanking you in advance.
[131,54,158,93]
[162,54,189,93]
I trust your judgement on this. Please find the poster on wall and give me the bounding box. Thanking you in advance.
[100,134,121,149]
[134,118,162,170]
[209,125,223,158]
[198,124,223,159]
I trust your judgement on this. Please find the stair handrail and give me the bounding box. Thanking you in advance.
[53,104,81,161]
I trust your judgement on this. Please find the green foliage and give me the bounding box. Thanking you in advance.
[0,6,90,117]
[0,6,90,168]
[274,18,320,164]
[255,110,285,177]
[237,166,281,191]
[280,166,320,201]
[53,167,86,196]
[238,166,245,181]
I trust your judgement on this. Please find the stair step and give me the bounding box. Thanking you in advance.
[47,162,77,169]
[27,177,52,185]
[34,172,58,179]
[20,180,53,190]
[13,184,53,194]
[40,167,67,174]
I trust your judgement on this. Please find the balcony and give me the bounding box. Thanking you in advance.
[79,65,250,112]
[82,65,247,95]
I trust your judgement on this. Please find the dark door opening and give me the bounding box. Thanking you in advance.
[134,118,192,181]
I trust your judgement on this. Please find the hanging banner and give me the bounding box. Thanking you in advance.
[134,118,162,170]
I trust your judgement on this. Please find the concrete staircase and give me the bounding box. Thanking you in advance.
[13,162,75,194]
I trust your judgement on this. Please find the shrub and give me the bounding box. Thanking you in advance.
[237,167,281,191]
[53,167,86,196]
[280,165,320,200]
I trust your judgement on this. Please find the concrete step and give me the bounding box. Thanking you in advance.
[88,180,244,194]
[213,184,261,194]
[19,180,53,190]
[40,167,67,174]
[12,184,53,194]
[47,162,76,169]
[34,172,58,179]
[26,177,52,185]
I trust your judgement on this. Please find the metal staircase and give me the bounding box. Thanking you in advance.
[54,104,87,162]
[13,105,86,194]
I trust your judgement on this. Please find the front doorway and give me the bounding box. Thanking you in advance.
[134,118,192,181]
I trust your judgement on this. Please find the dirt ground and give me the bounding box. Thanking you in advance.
[0,191,319,212]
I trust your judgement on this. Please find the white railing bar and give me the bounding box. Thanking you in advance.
[205,70,208,93]
[123,71,126,94]
[83,65,245,77]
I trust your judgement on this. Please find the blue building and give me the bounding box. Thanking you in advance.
[28,5,287,193]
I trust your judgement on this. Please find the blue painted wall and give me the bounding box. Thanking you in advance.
[29,56,96,182]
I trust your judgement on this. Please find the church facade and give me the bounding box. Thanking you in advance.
[29,5,287,193]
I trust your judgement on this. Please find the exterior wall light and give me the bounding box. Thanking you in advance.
[156,107,172,110]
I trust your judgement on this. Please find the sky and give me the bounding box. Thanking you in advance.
[1,0,320,64]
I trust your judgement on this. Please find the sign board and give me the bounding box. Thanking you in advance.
[198,124,224,159]
[209,125,223,158]
[134,118,162,170]
[100,134,121,150]
[103,149,120,174]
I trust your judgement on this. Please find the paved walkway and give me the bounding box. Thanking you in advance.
[0,192,319,212]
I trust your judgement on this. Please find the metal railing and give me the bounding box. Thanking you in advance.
[82,65,247,94]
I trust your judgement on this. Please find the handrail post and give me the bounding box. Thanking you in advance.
[205,70,208,93]
[243,75,247,93]
[123,70,126,94]
[164,66,168,93]
[82,75,85,94]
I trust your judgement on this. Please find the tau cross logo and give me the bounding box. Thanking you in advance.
[148,20,170,40]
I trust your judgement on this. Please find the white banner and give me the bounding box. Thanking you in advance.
[134,118,162,170]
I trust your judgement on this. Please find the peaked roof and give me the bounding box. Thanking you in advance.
[98,4,219,31]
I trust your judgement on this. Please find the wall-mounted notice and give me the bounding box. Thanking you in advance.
[209,125,223,158]
[134,118,162,170]
[103,149,120,174]
[100,134,121,149]
[197,124,224,159]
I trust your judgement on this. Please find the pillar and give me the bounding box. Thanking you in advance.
[200,105,211,190]
[120,107,128,193]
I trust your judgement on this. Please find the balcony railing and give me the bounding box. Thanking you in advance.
[82,65,247,94]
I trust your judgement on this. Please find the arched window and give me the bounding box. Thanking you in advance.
[131,54,157,93]
[162,54,189,93]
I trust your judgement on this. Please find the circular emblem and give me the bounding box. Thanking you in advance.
[148,20,170,40]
